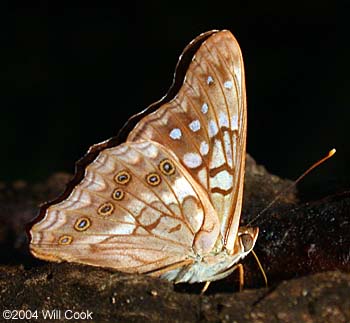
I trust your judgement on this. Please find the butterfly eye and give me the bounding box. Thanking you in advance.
[146,173,161,186]
[58,235,73,245]
[114,170,131,185]
[159,159,176,176]
[239,233,254,252]
[98,202,114,216]
[74,217,91,231]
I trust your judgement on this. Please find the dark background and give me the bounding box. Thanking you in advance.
[0,2,345,199]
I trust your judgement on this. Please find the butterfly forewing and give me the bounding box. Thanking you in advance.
[30,140,220,272]
[128,30,246,251]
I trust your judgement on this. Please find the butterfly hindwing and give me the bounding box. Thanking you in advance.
[30,141,220,272]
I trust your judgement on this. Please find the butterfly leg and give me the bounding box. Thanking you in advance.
[200,281,211,295]
[200,263,244,294]
[237,263,244,292]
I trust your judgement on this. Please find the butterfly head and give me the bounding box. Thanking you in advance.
[236,227,259,257]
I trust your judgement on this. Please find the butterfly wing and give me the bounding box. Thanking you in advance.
[30,141,220,272]
[127,30,246,252]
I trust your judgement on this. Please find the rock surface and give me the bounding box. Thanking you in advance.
[0,155,349,322]
[0,264,349,323]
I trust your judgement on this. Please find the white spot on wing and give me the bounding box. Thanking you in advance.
[208,120,218,138]
[173,177,196,202]
[231,115,238,130]
[169,128,182,140]
[210,170,233,191]
[200,141,209,155]
[207,76,214,85]
[183,153,202,168]
[201,103,208,114]
[113,224,136,235]
[189,120,200,132]
[219,112,229,128]
[224,81,233,89]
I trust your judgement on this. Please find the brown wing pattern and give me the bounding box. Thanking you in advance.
[127,30,247,251]
[30,141,220,272]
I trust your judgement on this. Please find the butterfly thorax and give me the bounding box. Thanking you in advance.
[161,226,258,283]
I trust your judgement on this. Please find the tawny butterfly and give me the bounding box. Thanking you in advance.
[29,30,259,289]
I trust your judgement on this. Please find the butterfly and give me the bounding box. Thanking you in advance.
[29,30,259,291]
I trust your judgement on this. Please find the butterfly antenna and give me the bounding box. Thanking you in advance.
[247,148,336,226]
